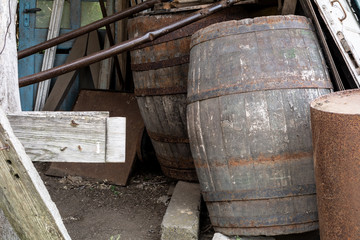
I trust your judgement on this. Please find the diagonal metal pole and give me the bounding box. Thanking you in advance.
[18,0,163,59]
[19,0,244,87]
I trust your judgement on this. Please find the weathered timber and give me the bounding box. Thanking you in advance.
[128,7,249,181]
[7,111,126,163]
[42,34,88,111]
[0,0,22,236]
[298,0,344,90]
[311,90,360,240]
[187,16,333,236]
[34,0,65,111]
[98,0,116,90]
[46,90,143,186]
[106,117,126,163]
[282,0,297,14]
[0,108,71,239]
[87,31,101,87]
[0,0,21,114]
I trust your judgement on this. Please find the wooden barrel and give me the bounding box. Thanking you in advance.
[187,16,333,235]
[128,8,248,181]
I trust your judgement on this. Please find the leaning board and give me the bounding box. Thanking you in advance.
[0,109,71,239]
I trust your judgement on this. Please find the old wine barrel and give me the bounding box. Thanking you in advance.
[128,8,248,181]
[187,16,333,235]
[311,89,360,240]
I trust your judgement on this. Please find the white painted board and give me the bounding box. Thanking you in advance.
[314,0,360,87]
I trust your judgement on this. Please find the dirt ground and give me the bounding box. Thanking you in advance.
[35,161,172,240]
[35,160,320,240]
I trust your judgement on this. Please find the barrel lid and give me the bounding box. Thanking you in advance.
[311,89,360,115]
[190,15,313,48]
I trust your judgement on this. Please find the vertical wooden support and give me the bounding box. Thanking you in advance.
[116,0,129,90]
[282,0,298,14]
[0,109,71,239]
[98,0,115,89]
[34,0,65,110]
[87,31,101,87]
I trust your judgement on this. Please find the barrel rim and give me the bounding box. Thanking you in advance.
[190,15,313,49]
[310,89,360,115]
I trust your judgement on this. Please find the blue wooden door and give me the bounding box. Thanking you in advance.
[18,0,103,110]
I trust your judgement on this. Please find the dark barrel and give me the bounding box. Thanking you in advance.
[311,89,360,240]
[187,15,333,235]
[128,8,249,181]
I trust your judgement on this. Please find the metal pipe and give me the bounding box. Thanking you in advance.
[17,0,162,59]
[19,0,241,87]
[99,0,124,88]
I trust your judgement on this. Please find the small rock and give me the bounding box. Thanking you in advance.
[213,233,230,240]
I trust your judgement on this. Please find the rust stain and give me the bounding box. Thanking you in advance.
[194,152,313,168]
[70,120,79,127]
[311,89,360,240]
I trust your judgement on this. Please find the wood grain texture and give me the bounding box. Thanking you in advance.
[7,111,109,163]
[282,0,297,14]
[0,0,21,114]
[34,0,65,111]
[106,117,126,163]
[98,0,115,90]
[42,34,88,111]
[0,108,70,240]
[46,90,143,186]
[87,31,101,88]
[187,16,333,236]
[115,0,129,90]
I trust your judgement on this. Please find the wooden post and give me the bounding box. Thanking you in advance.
[0,0,21,114]
[0,0,70,238]
[0,108,71,239]
[98,0,115,89]
[0,0,22,237]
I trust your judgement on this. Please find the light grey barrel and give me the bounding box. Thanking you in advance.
[187,15,333,236]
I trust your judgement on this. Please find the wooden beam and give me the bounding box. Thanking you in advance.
[7,112,126,163]
[87,31,101,87]
[42,34,88,111]
[34,0,65,110]
[282,0,298,14]
[0,109,71,239]
[98,0,115,90]
[115,0,129,90]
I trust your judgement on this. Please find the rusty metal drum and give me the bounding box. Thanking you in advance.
[310,89,360,240]
[128,8,248,181]
[187,15,333,235]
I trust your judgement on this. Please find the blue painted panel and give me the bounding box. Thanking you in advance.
[18,0,82,111]
[19,0,37,111]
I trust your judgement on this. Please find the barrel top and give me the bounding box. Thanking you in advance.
[311,89,360,115]
[190,15,313,48]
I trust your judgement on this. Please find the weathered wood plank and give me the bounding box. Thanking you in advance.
[0,0,21,114]
[282,0,297,14]
[42,34,88,111]
[7,111,109,163]
[106,117,126,163]
[98,0,115,90]
[115,0,129,90]
[0,108,71,240]
[87,31,101,88]
[34,0,65,111]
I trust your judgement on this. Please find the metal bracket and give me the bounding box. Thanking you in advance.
[331,0,347,22]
